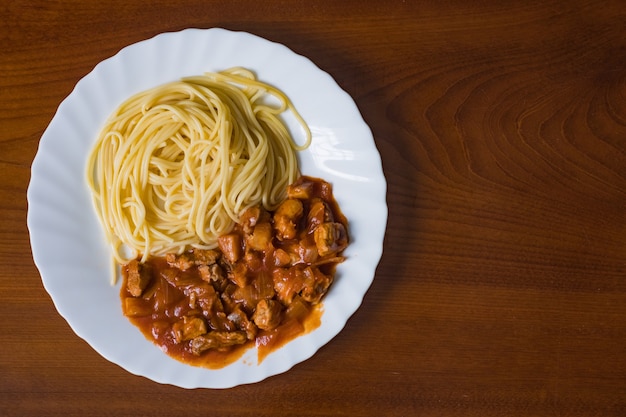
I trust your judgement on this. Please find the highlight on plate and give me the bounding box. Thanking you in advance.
[85,67,350,368]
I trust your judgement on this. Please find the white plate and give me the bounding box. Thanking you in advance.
[27,28,387,389]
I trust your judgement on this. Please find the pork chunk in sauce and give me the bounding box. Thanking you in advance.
[126,260,152,297]
[252,299,283,330]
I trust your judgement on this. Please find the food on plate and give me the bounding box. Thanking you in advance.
[85,69,350,367]
[120,176,348,368]
[86,68,311,270]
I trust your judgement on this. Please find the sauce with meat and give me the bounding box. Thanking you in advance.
[120,176,348,368]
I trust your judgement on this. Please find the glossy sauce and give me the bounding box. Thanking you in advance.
[120,176,347,369]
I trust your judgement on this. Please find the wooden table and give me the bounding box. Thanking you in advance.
[3,1,625,415]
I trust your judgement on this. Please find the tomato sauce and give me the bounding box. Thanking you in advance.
[120,176,347,369]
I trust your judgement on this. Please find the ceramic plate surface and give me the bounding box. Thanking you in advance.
[27,28,387,389]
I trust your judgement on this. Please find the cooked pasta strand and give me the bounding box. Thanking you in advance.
[86,68,311,274]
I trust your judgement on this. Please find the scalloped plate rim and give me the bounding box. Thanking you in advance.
[27,28,387,389]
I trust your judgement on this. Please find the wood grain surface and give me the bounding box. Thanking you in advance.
[2,1,626,416]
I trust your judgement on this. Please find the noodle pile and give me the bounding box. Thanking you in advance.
[86,68,311,267]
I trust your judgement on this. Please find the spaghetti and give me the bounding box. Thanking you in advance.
[86,68,311,270]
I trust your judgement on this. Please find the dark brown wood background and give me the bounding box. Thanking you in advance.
[2,1,625,416]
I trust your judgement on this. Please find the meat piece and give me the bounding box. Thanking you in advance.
[240,206,270,234]
[211,310,235,332]
[192,249,220,266]
[243,250,263,271]
[279,240,318,265]
[227,306,258,340]
[272,266,305,305]
[298,241,319,264]
[172,316,207,343]
[189,331,247,355]
[188,283,223,316]
[313,222,348,257]
[287,180,313,200]
[228,261,249,288]
[198,263,224,284]
[273,199,303,241]
[273,248,291,267]
[300,266,333,304]
[218,233,243,263]
[252,299,283,330]
[126,259,152,297]
[307,198,334,232]
[246,222,273,251]
[165,252,194,271]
